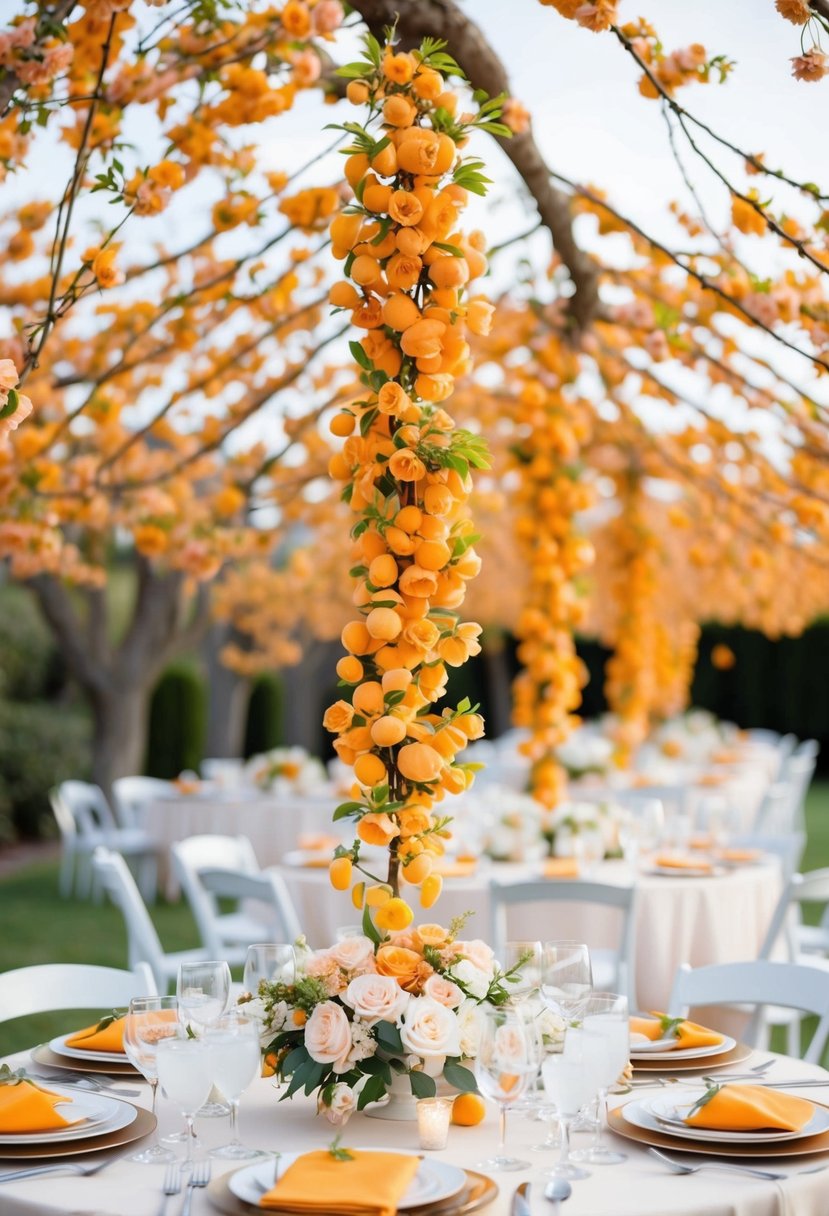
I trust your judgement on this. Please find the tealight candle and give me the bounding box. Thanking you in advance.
[416,1097,452,1151]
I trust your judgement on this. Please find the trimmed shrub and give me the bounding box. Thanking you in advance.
[244,674,284,758]
[0,586,63,701]
[145,663,206,778]
[0,698,90,840]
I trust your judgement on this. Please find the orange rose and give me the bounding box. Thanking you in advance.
[376,945,423,992]
[397,806,432,837]
[388,448,426,481]
[403,618,440,653]
[400,319,445,360]
[377,382,413,418]
[357,812,400,847]
[386,252,422,291]
[323,700,355,733]
[388,190,424,227]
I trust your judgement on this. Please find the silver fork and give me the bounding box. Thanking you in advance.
[0,1156,118,1184]
[648,1146,786,1181]
[182,1159,211,1215]
[157,1162,180,1216]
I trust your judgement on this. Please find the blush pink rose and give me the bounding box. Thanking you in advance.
[328,936,376,974]
[343,973,409,1025]
[304,1001,352,1073]
[423,973,464,1009]
[454,939,495,977]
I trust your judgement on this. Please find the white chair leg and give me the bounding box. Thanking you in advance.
[75,851,94,899]
[138,856,158,905]
[787,1015,801,1059]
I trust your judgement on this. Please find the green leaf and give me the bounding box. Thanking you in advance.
[687,1084,721,1120]
[442,1060,479,1094]
[333,801,365,821]
[360,407,378,437]
[335,62,375,79]
[362,902,384,947]
[433,242,465,258]
[0,389,19,420]
[349,340,371,372]
[328,1132,355,1160]
[375,1019,404,1055]
[356,1072,387,1110]
[409,1069,437,1098]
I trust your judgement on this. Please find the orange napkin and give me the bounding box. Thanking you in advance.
[696,772,727,787]
[0,1080,77,1133]
[654,854,712,873]
[685,1084,814,1132]
[297,833,340,852]
[300,856,332,869]
[543,858,580,879]
[66,1014,125,1053]
[716,848,761,863]
[689,835,713,851]
[258,1149,420,1215]
[434,859,477,878]
[631,1013,724,1050]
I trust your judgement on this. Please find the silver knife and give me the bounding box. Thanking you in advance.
[511,1181,531,1216]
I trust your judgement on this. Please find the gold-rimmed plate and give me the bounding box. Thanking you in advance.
[608,1102,829,1159]
[207,1166,498,1216]
[0,1105,154,1159]
[31,1043,140,1077]
[632,1041,752,1073]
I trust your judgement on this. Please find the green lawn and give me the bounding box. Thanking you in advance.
[1,781,828,1057]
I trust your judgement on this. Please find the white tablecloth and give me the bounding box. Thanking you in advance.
[3,1047,829,1215]
[280,857,782,1011]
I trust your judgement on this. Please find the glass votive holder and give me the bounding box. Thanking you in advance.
[416,1097,452,1151]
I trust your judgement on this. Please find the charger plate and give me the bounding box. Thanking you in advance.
[608,1103,829,1159]
[0,1106,154,1159]
[31,1043,140,1077]
[207,1166,498,1216]
[632,1041,751,1073]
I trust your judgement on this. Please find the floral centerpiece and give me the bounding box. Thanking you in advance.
[471,785,547,863]
[545,799,623,859]
[245,746,328,796]
[554,727,615,781]
[240,919,534,1122]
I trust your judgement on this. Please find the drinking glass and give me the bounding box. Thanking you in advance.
[540,941,593,1024]
[617,810,642,869]
[243,944,296,996]
[574,828,604,877]
[206,1013,265,1159]
[502,940,542,1004]
[541,1027,602,1180]
[123,996,179,1164]
[474,1007,539,1172]
[637,798,665,854]
[156,1036,214,1172]
[177,960,232,1033]
[573,992,629,1165]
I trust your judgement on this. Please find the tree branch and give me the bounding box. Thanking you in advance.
[28,573,109,693]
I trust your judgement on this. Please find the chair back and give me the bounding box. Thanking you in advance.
[760,867,829,961]
[668,960,829,1063]
[199,868,302,944]
[171,835,261,957]
[59,780,117,836]
[489,878,638,1007]
[49,786,77,845]
[112,776,174,829]
[92,848,168,989]
[0,962,157,1024]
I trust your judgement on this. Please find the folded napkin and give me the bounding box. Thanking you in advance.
[630,1013,724,1051]
[543,858,580,879]
[66,1014,125,1053]
[716,848,761,863]
[689,835,713,851]
[696,772,727,787]
[0,1080,77,1133]
[684,1084,814,1132]
[300,856,332,869]
[258,1149,420,1215]
[297,833,340,852]
[434,859,477,878]
[654,855,712,873]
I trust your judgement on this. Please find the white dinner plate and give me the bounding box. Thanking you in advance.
[647,864,726,879]
[630,1033,736,1061]
[49,1032,127,1064]
[0,1090,137,1145]
[229,1149,467,1209]
[623,1095,829,1144]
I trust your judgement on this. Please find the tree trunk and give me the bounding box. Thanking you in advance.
[90,681,153,793]
[203,624,251,759]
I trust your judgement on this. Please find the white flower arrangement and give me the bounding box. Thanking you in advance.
[465,784,547,862]
[245,746,328,795]
[547,799,623,858]
[554,728,615,779]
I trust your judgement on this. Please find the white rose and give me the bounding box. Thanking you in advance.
[400,996,461,1072]
[321,1082,355,1126]
[450,959,491,1000]
[343,974,409,1025]
[304,1001,352,1073]
[455,940,495,978]
[423,973,464,1009]
[456,999,484,1058]
[329,936,376,973]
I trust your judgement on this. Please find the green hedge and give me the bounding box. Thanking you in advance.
[243,674,284,757]
[145,663,206,778]
[0,699,90,840]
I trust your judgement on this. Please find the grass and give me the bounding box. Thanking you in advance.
[1,781,829,1058]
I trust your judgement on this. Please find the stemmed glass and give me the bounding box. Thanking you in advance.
[502,940,542,1005]
[573,992,630,1165]
[156,1035,214,1173]
[206,1012,265,1160]
[636,798,665,856]
[177,960,232,1118]
[123,995,179,1164]
[243,944,296,995]
[541,1026,602,1180]
[540,941,593,1024]
[474,1007,539,1172]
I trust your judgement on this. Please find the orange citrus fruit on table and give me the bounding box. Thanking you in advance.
[451,1093,486,1126]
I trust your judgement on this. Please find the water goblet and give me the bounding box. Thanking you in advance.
[540,941,593,1024]
[156,1035,214,1172]
[572,992,629,1165]
[243,943,296,995]
[206,1013,265,1160]
[177,960,232,1118]
[123,996,179,1164]
[637,798,666,855]
[541,1027,602,1180]
[502,940,542,1004]
[474,1007,539,1172]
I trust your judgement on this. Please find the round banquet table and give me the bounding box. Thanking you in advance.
[3,1045,829,1216]
[278,856,783,1012]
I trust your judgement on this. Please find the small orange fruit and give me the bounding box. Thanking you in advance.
[452,1093,486,1126]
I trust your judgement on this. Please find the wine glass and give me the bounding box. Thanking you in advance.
[637,798,665,855]
[573,992,630,1165]
[574,828,604,877]
[206,1012,265,1160]
[123,996,179,1164]
[156,1035,214,1173]
[540,941,593,1024]
[502,940,542,1004]
[177,960,232,1118]
[474,1007,539,1172]
[243,943,296,995]
[617,810,643,870]
[541,1026,602,1180]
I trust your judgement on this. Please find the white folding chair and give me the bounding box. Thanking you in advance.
[728,831,806,884]
[112,776,175,830]
[489,879,638,1008]
[0,962,157,1024]
[199,869,302,955]
[171,835,297,963]
[758,868,829,1055]
[92,848,207,992]
[668,960,829,1065]
[52,780,159,902]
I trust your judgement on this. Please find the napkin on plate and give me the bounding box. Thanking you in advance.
[65,1014,126,1053]
[0,1080,78,1133]
[258,1149,420,1215]
[653,855,712,873]
[543,858,580,879]
[434,860,478,878]
[716,848,761,863]
[299,856,332,869]
[630,1013,724,1050]
[684,1084,814,1132]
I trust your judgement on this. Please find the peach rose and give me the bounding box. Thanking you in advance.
[400,319,445,360]
[423,973,464,1009]
[304,1001,352,1072]
[329,935,377,974]
[322,700,354,733]
[376,945,423,992]
[399,565,438,598]
[455,939,495,977]
[377,382,413,418]
[343,973,410,1025]
[400,996,461,1071]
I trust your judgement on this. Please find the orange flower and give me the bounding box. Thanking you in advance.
[383,95,416,127]
[377,382,413,418]
[375,945,422,991]
[323,700,355,732]
[400,319,445,360]
[397,741,443,784]
[92,247,123,288]
[388,190,424,227]
[357,812,400,847]
[388,448,426,481]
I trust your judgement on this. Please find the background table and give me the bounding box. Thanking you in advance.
[2,1047,828,1215]
[279,856,782,1011]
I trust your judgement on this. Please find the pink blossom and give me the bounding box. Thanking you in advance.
[643,330,669,361]
[9,19,36,49]
[0,391,32,445]
[311,0,344,34]
[44,44,74,75]
[0,359,19,392]
[292,49,321,86]
[791,49,828,82]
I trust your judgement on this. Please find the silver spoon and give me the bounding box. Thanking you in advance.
[544,1178,573,1212]
[648,1146,786,1180]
